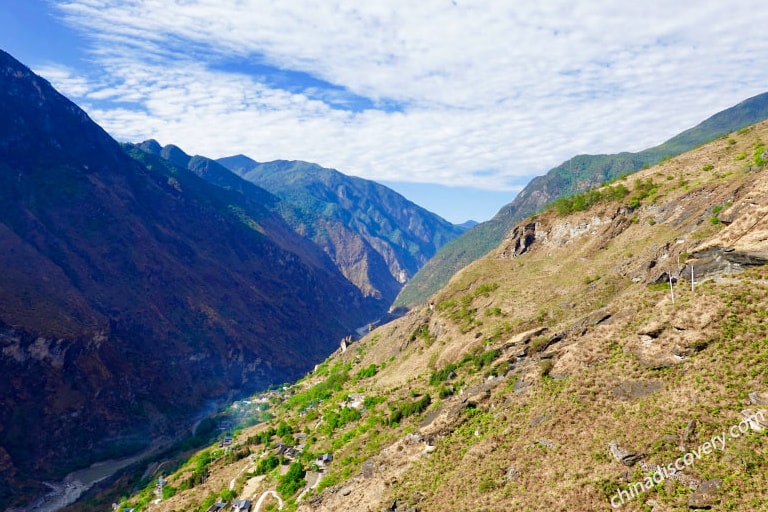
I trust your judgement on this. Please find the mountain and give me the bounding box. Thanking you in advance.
[0,49,376,508]
[113,119,768,512]
[216,156,465,308]
[394,91,768,308]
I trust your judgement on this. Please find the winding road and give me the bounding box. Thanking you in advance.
[254,490,284,511]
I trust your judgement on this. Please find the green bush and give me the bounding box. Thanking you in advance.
[551,182,631,216]
[754,143,767,166]
[468,349,501,370]
[277,462,306,498]
[254,454,281,475]
[429,363,458,386]
[528,336,550,354]
[355,364,378,380]
[478,476,498,493]
[388,395,432,426]
[324,406,361,431]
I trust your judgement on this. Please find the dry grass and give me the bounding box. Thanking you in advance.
[125,122,768,512]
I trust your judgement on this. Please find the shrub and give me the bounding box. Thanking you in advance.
[254,454,280,475]
[478,476,498,493]
[474,282,500,296]
[355,364,378,380]
[469,349,501,370]
[324,406,361,431]
[528,336,550,354]
[277,462,306,498]
[539,359,554,377]
[551,183,630,216]
[429,363,458,386]
[388,395,431,426]
[363,395,384,409]
[754,143,767,166]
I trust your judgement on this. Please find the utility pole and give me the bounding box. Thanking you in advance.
[668,271,675,305]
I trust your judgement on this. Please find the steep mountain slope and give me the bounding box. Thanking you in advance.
[217,156,465,307]
[395,91,768,308]
[128,140,384,316]
[0,50,374,508]
[121,120,768,512]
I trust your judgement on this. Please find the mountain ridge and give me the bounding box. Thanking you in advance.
[216,155,465,307]
[394,91,768,308]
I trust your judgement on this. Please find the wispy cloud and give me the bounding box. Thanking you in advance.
[37,0,768,192]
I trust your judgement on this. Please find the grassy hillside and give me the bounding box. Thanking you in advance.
[102,121,768,512]
[394,91,768,309]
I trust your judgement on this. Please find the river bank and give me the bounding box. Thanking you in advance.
[7,438,171,512]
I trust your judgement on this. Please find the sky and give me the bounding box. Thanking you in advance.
[2,1,768,223]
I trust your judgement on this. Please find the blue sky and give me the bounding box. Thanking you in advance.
[2,1,768,223]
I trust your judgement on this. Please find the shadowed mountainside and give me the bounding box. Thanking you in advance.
[0,49,376,508]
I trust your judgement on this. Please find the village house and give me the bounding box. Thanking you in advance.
[232,499,252,511]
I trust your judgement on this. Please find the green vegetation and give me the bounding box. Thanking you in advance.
[355,363,379,380]
[388,395,432,426]
[284,363,350,412]
[754,141,767,166]
[429,363,458,386]
[552,183,630,215]
[255,454,281,475]
[428,346,502,388]
[436,282,501,333]
[322,406,362,432]
[409,324,435,346]
[277,462,306,498]
[551,177,660,216]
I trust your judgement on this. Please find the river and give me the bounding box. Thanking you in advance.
[8,437,172,512]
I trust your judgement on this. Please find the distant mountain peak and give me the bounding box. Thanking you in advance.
[217,155,464,306]
[137,138,162,154]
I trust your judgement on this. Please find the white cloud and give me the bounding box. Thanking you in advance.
[39,0,768,192]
